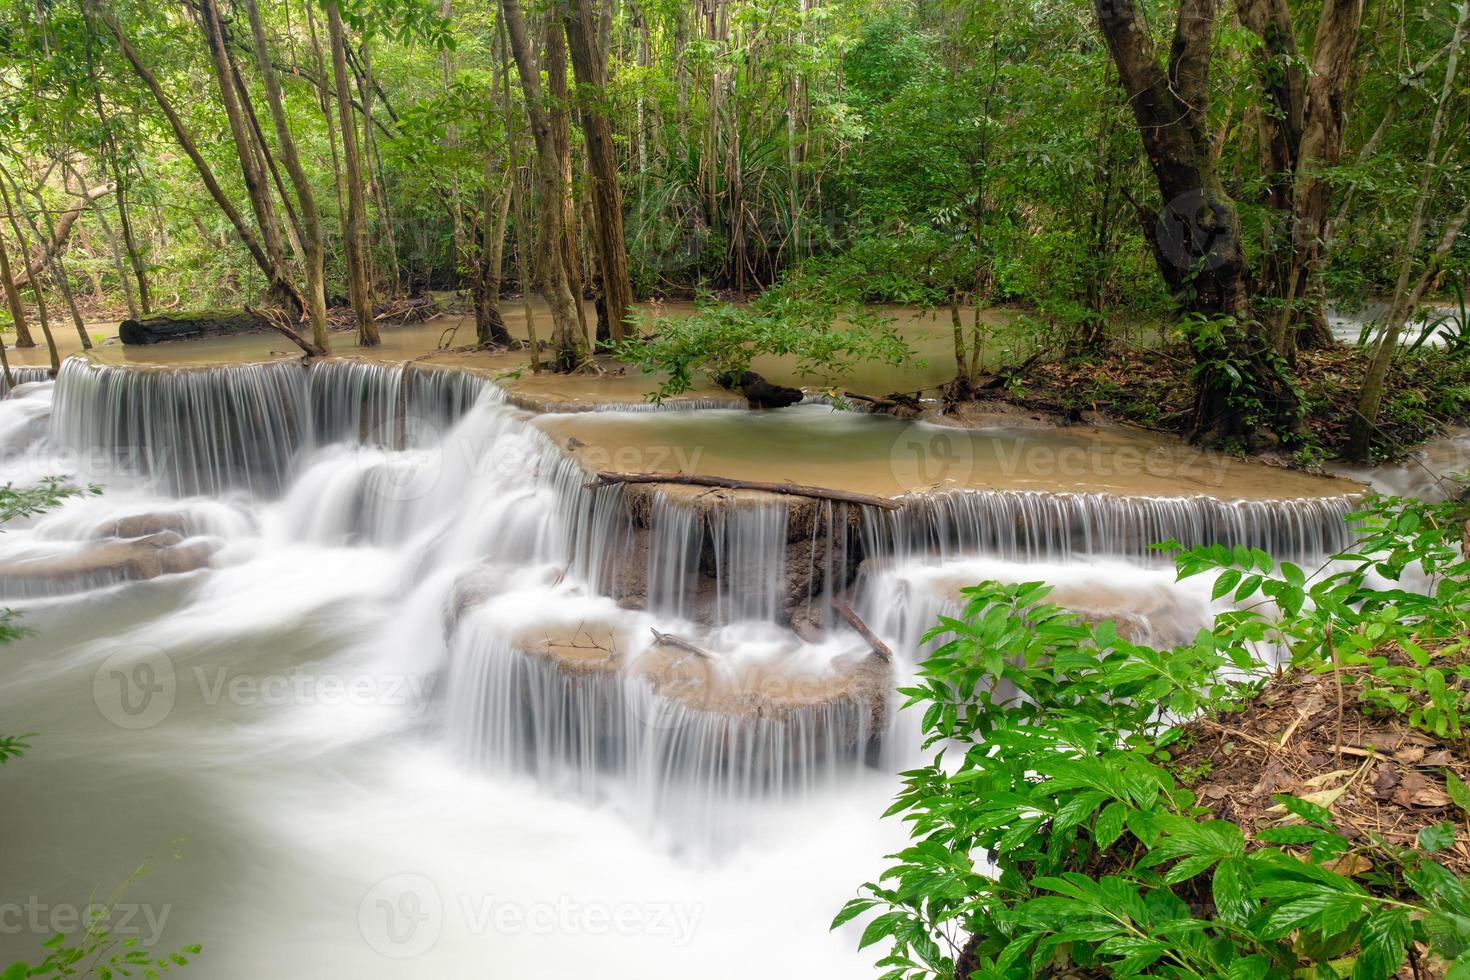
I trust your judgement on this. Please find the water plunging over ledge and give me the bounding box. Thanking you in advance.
[0,353,1370,977]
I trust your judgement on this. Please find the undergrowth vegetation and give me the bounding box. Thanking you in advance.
[840,495,1470,979]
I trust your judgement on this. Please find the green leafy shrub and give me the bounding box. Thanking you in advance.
[840,495,1470,980]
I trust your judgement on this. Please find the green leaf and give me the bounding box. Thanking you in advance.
[1272,793,1336,829]
[1420,822,1456,853]
[858,910,908,950]
[1213,569,1243,600]
[831,897,879,929]
[1213,857,1253,928]
[1353,909,1412,980]
[1094,801,1127,849]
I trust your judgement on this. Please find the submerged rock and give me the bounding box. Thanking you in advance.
[0,532,216,597]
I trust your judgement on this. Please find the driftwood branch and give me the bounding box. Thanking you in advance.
[11,183,115,290]
[844,389,924,417]
[251,305,327,357]
[649,627,713,659]
[586,471,902,510]
[831,597,894,663]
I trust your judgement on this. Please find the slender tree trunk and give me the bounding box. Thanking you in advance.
[0,179,58,371]
[357,44,401,297]
[89,0,296,307]
[1348,0,1470,461]
[70,162,136,322]
[0,222,31,358]
[325,0,380,345]
[544,10,591,352]
[243,0,330,352]
[474,160,514,346]
[83,13,150,315]
[198,0,298,311]
[6,170,88,351]
[564,0,634,342]
[500,0,585,370]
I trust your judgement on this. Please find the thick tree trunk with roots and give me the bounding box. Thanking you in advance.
[1093,0,1297,445]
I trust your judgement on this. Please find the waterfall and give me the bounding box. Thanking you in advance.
[52,358,311,496]
[23,355,1368,848]
[309,359,492,447]
[863,488,1358,565]
[444,594,885,841]
[0,365,53,398]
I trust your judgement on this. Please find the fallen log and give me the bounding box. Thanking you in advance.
[649,627,713,660]
[119,309,274,345]
[831,597,894,663]
[585,471,903,510]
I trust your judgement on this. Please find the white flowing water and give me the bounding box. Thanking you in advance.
[0,360,1363,977]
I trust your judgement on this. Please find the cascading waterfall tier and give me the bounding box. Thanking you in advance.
[52,357,497,496]
[309,358,492,447]
[0,366,54,397]
[53,358,312,496]
[444,590,888,836]
[604,485,858,629]
[862,488,1358,566]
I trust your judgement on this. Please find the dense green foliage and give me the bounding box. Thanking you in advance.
[1,0,1464,312]
[841,495,1470,979]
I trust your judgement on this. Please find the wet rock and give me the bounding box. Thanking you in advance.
[0,532,217,597]
[101,512,194,539]
[614,484,862,627]
[717,370,804,409]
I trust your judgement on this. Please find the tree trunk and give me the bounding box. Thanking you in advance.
[1348,0,1470,461]
[474,160,514,346]
[563,0,634,342]
[1093,0,1296,445]
[325,0,380,346]
[7,170,88,352]
[243,0,330,353]
[0,179,58,370]
[0,222,31,355]
[500,0,586,370]
[88,0,294,308]
[83,9,150,315]
[544,10,592,353]
[198,0,298,311]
